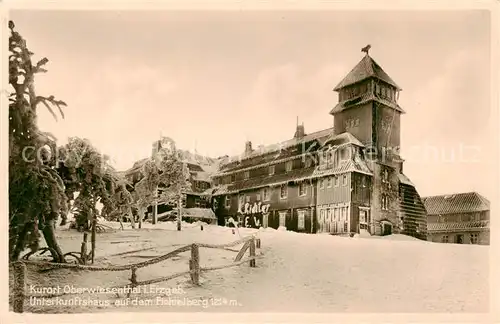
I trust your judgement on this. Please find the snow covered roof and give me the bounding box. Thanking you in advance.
[321,132,365,147]
[427,220,489,233]
[333,54,401,91]
[220,128,334,169]
[398,173,415,187]
[422,192,490,216]
[330,92,405,115]
[182,207,217,220]
[210,155,372,196]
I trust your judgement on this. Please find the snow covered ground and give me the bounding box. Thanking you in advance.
[15,222,489,314]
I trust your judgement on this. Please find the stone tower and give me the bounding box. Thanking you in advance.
[330,47,427,238]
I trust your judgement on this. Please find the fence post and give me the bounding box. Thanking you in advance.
[127,267,138,298]
[249,237,256,268]
[12,261,26,313]
[190,244,200,285]
[256,238,261,249]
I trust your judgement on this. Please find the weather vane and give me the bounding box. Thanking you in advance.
[361,44,371,55]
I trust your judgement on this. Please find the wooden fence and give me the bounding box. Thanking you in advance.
[10,235,262,313]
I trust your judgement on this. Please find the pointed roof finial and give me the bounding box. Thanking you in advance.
[361,44,371,55]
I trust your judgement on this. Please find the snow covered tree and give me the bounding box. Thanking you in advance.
[57,137,123,230]
[131,138,191,229]
[8,20,70,262]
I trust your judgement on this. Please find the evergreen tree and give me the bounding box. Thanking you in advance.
[9,20,68,262]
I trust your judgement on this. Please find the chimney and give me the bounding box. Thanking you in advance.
[245,141,253,154]
[294,122,305,139]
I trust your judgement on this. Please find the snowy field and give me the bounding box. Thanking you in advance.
[12,221,489,314]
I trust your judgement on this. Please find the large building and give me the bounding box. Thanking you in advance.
[423,192,490,245]
[208,49,428,239]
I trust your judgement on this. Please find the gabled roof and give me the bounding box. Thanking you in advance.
[422,192,490,215]
[334,54,401,91]
[321,132,365,148]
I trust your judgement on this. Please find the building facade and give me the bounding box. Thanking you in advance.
[208,50,428,239]
[423,192,490,245]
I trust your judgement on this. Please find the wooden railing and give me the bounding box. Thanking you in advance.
[10,235,262,313]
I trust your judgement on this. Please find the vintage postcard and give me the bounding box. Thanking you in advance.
[2,0,498,323]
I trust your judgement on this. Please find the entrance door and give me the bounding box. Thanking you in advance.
[382,223,392,236]
[279,212,286,228]
[455,234,464,244]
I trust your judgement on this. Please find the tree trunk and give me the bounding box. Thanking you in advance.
[152,201,158,225]
[10,222,31,261]
[177,197,182,231]
[90,216,96,264]
[42,218,65,263]
[128,207,136,229]
[138,206,144,229]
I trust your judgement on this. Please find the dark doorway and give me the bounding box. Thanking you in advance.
[455,234,464,244]
[382,223,392,236]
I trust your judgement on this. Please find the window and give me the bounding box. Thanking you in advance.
[343,175,348,186]
[230,174,235,182]
[320,179,325,189]
[244,170,250,179]
[327,177,332,188]
[359,210,367,224]
[262,188,270,201]
[470,233,479,244]
[361,177,366,188]
[286,161,293,172]
[334,176,339,187]
[299,182,307,196]
[438,215,446,223]
[334,208,339,221]
[195,198,200,207]
[256,192,261,201]
[238,195,244,207]
[298,210,305,230]
[269,165,275,175]
[280,184,288,199]
[381,195,389,210]
[382,169,389,183]
[225,196,231,208]
[328,208,333,222]
[441,235,449,243]
[382,87,386,98]
[472,213,480,221]
[245,195,250,203]
[326,152,332,166]
[305,158,312,168]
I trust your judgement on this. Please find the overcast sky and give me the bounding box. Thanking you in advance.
[10,9,495,199]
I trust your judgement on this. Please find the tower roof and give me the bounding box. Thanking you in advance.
[334,54,401,91]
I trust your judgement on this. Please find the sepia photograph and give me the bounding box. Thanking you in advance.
[4,1,498,321]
